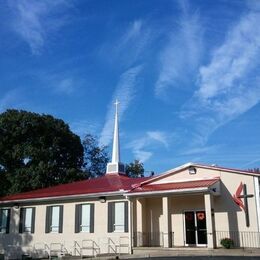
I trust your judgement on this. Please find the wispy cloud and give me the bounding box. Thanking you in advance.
[243,158,260,167]
[8,0,70,54]
[128,131,169,162]
[155,0,203,97]
[180,145,220,156]
[147,131,169,148]
[99,65,143,146]
[54,78,75,95]
[99,19,151,67]
[181,4,260,145]
[70,119,98,139]
[0,88,24,112]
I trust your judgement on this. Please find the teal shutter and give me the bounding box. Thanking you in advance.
[31,207,36,233]
[19,208,25,233]
[19,208,24,233]
[108,202,115,233]
[0,209,2,231]
[45,206,52,233]
[90,204,94,233]
[6,209,10,234]
[124,202,129,232]
[59,206,63,233]
[75,204,82,233]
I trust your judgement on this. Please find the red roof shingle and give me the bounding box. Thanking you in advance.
[129,178,219,194]
[0,174,150,202]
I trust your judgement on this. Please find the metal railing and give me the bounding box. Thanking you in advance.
[215,231,260,248]
[133,232,174,247]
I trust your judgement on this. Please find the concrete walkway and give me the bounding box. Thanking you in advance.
[82,248,260,260]
[130,247,260,257]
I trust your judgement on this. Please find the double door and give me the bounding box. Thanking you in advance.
[184,211,207,246]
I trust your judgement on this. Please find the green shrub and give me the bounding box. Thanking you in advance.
[220,238,234,249]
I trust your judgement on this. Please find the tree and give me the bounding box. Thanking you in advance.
[0,109,84,195]
[82,134,109,178]
[125,160,144,178]
[248,168,260,173]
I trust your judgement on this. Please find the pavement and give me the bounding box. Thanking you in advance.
[83,248,260,260]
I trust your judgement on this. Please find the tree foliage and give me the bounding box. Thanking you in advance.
[0,109,84,196]
[125,160,144,178]
[82,134,109,178]
[248,168,260,173]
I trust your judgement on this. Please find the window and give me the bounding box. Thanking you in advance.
[45,205,63,233]
[75,204,94,233]
[108,201,128,233]
[19,207,35,233]
[0,208,10,234]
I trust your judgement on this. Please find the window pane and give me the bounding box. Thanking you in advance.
[114,202,124,232]
[81,204,90,232]
[24,208,32,232]
[51,206,60,232]
[0,209,8,232]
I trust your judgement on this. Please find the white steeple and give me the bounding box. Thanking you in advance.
[106,99,125,174]
[112,100,120,163]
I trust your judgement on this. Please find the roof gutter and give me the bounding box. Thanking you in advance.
[0,190,128,205]
[125,187,209,197]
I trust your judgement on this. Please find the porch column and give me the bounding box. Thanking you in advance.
[162,196,171,248]
[136,198,145,246]
[204,193,215,249]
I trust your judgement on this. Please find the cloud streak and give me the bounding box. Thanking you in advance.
[8,0,70,54]
[128,131,169,162]
[0,89,22,112]
[54,78,75,95]
[99,65,143,146]
[99,19,151,68]
[155,0,203,97]
[181,4,260,146]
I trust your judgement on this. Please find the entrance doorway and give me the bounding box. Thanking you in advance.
[184,211,207,246]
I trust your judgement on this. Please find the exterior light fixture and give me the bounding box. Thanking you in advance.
[99,196,106,203]
[188,166,197,175]
[13,204,20,209]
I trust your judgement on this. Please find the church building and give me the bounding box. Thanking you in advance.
[0,102,260,259]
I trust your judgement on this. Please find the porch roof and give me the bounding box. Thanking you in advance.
[128,178,219,196]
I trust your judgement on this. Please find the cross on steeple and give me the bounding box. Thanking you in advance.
[114,99,120,114]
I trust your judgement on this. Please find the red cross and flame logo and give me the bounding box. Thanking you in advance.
[233,182,245,210]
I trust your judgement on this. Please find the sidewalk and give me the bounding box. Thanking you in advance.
[130,247,260,257]
[83,248,260,260]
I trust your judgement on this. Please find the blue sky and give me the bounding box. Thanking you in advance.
[1,0,260,174]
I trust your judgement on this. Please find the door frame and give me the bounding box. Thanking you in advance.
[183,209,207,247]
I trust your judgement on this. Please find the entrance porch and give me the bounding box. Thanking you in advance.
[131,192,215,249]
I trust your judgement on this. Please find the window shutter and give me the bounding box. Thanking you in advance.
[59,205,63,233]
[31,207,36,233]
[6,209,10,234]
[75,204,82,233]
[19,208,25,233]
[45,206,52,233]
[108,202,115,233]
[0,210,2,231]
[124,202,129,232]
[90,204,94,233]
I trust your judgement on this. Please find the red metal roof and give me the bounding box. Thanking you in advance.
[0,174,150,202]
[129,178,219,194]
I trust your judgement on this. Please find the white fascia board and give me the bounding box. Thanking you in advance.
[140,162,193,185]
[254,176,260,232]
[142,162,258,186]
[125,187,209,197]
[0,190,127,205]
